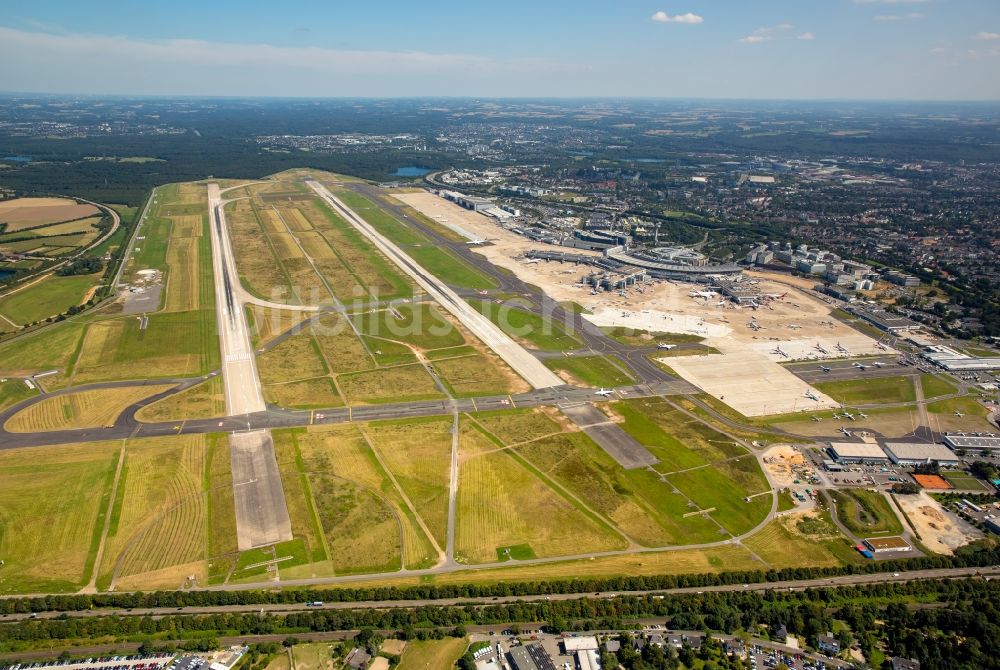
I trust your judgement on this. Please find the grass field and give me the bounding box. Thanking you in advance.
[471,408,562,444]
[921,373,958,399]
[455,422,626,564]
[366,418,453,548]
[99,435,210,589]
[338,364,443,404]
[257,330,328,384]
[830,489,904,536]
[743,512,853,569]
[294,425,439,570]
[814,375,916,405]
[264,377,343,409]
[0,378,38,411]
[247,306,314,347]
[135,377,224,422]
[352,304,466,351]
[0,320,86,376]
[433,352,521,396]
[73,310,218,383]
[471,299,582,351]
[310,313,374,373]
[545,354,634,387]
[926,396,996,433]
[0,272,101,325]
[601,327,704,347]
[5,385,172,432]
[396,638,468,670]
[0,440,118,593]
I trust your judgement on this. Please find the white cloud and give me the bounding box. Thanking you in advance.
[974,32,1000,41]
[929,47,948,55]
[798,32,816,41]
[740,23,802,44]
[854,0,928,4]
[651,11,703,24]
[739,35,771,44]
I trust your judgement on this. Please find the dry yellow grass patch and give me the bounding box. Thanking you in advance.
[5,385,172,432]
[135,377,225,422]
[164,237,199,312]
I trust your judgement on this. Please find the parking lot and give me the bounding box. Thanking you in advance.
[0,654,172,670]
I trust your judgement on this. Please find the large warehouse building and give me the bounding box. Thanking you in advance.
[828,442,890,464]
[944,434,1000,453]
[882,442,961,466]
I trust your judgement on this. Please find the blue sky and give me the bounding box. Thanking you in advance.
[1,0,998,99]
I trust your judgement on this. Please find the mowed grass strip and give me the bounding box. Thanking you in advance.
[0,441,119,593]
[471,299,582,352]
[333,190,497,290]
[135,377,226,422]
[5,385,172,432]
[455,423,625,564]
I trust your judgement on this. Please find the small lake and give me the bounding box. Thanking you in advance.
[0,269,16,281]
[393,166,432,177]
[2,155,32,163]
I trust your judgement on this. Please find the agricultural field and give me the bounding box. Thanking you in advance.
[545,354,634,387]
[0,197,100,231]
[0,272,101,326]
[5,384,172,432]
[814,375,917,406]
[135,377,225,422]
[0,440,119,593]
[472,299,582,351]
[830,489,904,537]
[98,435,216,590]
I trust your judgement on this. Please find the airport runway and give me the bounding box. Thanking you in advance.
[207,183,292,550]
[307,179,564,389]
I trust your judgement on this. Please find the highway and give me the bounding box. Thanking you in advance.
[306,179,565,390]
[207,183,292,550]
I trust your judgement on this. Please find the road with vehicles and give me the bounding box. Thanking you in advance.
[207,183,292,551]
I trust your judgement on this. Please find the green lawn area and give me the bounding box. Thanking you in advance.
[814,375,916,406]
[926,396,988,416]
[334,190,497,290]
[829,489,903,536]
[0,273,100,325]
[920,373,958,399]
[0,378,39,411]
[545,354,634,387]
[471,299,582,351]
[0,319,87,376]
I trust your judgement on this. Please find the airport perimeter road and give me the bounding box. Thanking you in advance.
[208,183,292,550]
[307,179,564,390]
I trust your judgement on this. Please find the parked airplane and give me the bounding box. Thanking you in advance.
[872,361,884,368]
[595,388,615,397]
[522,258,542,264]
[811,416,822,422]
[836,342,850,353]
[466,239,489,246]
[772,346,789,358]
[820,365,832,373]
[804,390,820,401]
[842,411,856,421]
[839,427,852,437]
[815,343,830,354]
[689,290,718,299]
[875,342,888,351]
[833,413,843,420]
[858,411,869,418]
[657,343,677,350]
[853,362,869,371]
[954,410,966,417]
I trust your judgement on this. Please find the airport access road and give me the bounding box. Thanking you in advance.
[307,179,565,389]
[207,183,292,550]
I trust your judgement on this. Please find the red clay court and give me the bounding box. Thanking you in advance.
[913,474,953,490]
